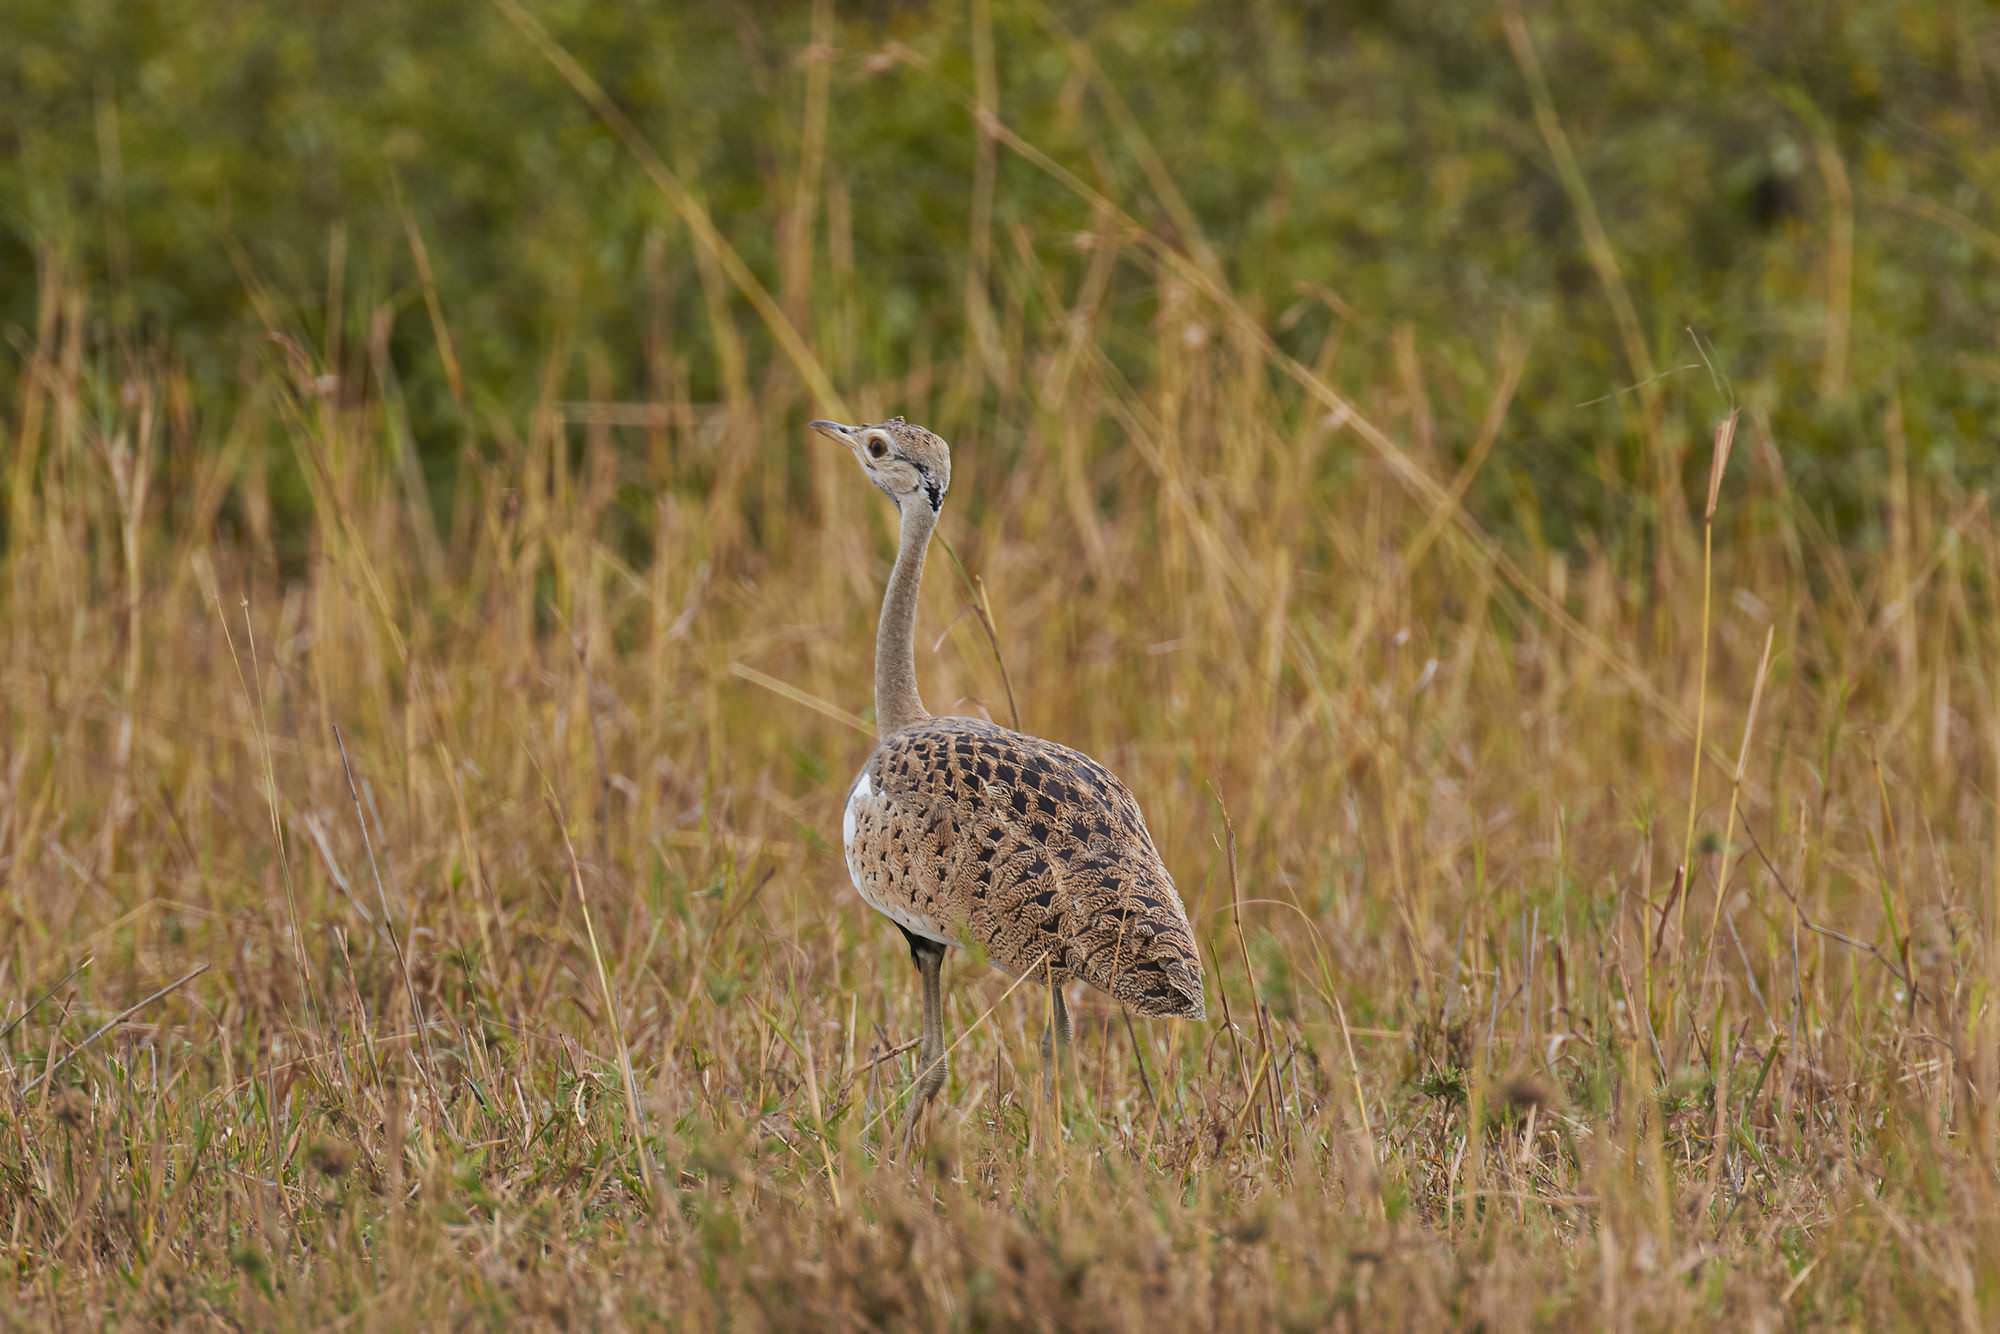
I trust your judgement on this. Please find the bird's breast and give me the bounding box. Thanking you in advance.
[843,768,952,945]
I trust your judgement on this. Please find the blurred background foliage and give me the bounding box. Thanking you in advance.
[2,0,1996,540]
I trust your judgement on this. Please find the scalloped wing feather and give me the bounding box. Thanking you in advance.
[841,717,1205,1019]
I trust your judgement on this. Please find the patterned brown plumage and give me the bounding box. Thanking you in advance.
[843,716,1205,1018]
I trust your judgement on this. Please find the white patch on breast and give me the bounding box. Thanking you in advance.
[842,768,950,945]
[842,771,869,847]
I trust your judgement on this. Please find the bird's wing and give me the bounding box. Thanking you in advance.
[859,716,1205,1018]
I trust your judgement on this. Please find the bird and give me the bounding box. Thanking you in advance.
[810,414,1206,1153]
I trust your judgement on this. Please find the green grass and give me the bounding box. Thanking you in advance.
[6,3,2000,1328]
[5,1,1998,531]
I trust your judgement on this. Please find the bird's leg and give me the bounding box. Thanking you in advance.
[1040,983,1072,1102]
[900,933,949,1159]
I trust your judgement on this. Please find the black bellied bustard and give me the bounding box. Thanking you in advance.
[811,415,1206,1152]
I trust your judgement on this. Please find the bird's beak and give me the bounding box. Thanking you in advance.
[809,419,857,449]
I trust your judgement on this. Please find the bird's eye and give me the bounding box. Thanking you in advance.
[866,435,888,460]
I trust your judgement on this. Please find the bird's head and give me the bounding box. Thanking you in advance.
[810,416,951,514]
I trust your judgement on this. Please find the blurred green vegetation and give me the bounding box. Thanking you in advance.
[3,0,1996,534]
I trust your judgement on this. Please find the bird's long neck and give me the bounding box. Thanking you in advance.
[876,499,935,735]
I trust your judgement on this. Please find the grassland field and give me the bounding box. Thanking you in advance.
[5,2,2000,1328]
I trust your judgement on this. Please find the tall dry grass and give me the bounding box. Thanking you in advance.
[6,52,2000,1329]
